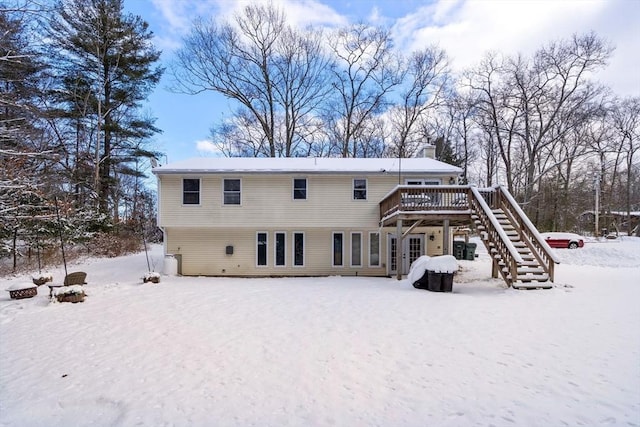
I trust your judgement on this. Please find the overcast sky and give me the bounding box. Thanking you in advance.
[123,0,640,164]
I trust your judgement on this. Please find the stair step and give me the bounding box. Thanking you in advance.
[517,267,546,274]
[516,273,550,282]
[513,281,553,290]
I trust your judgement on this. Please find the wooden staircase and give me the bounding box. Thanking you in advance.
[469,186,559,289]
[378,183,559,287]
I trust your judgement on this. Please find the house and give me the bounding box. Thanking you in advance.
[153,155,559,288]
[152,155,464,278]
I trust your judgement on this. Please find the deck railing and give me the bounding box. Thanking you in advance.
[494,185,560,282]
[379,184,559,286]
[468,186,523,286]
[379,185,472,220]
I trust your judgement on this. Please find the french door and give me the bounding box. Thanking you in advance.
[388,234,424,275]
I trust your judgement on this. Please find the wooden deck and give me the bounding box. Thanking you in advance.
[379,185,474,227]
[379,185,560,287]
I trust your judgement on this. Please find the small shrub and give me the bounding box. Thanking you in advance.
[88,232,142,257]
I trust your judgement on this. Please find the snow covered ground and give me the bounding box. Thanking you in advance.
[1,237,639,426]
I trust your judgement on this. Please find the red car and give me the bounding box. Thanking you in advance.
[540,232,585,249]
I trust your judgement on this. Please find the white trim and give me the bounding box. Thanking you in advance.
[256,231,268,267]
[332,231,344,267]
[350,232,362,267]
[182,177,201,206]
[274,231,286,267]
[368,231,380,267]
[223,178,242,206]
[292,232,305,267]
[157,178,162,224]
[352,178,367,201]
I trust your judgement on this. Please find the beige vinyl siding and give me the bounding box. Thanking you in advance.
[158,173,452,229]
[159,171,457,277]
[424,226,447,257]
[165,226,395,277]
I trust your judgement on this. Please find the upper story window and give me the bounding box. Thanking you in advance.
[183,178,200,205]
[223,179,241,205]
[293,178,307,200]
[406,179,441,185]
[353,178,367,200]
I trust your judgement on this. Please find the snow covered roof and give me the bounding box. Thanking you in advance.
[152,157,463,175]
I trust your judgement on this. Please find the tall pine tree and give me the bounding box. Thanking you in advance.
[46,0,163,219]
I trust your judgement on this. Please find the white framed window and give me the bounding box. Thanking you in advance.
[293,232,305,267]
[223,178,241,205]
[182,178,200,205]
[293,178,307,200]
[274,232,286,267]
[332,232,344,267]
[369,232,380,267]
[353,178,367,200]
[256,232,268,267]
[351,232,362,267]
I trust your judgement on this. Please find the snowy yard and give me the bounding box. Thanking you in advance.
[1,238,639,426]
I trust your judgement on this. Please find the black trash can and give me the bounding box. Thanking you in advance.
[427,270,443,292]
[412,270,429,289]
[464,243,477,260]
[453,241,466,260]
[441,273,454,292]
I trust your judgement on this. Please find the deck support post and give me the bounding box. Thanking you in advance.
[396,219,403,281]
[443,219,450,255]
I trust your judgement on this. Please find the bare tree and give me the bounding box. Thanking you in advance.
[326,24,401,157]
[610,96,640,235]
[386,47,450,158]
[510,33,612,208]
[463,52,511,187]
[173,3,331,157]
[464,34,613,211]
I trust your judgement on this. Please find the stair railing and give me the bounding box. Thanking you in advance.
[495,185,560,282]
[469,186,523,286]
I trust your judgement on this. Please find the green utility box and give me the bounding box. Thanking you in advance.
[453,241,466,260]
[464,242,477,260]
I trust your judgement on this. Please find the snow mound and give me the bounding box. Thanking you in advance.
[553,236,640,268]
[427,255,458,273]
[54,285,84,296]
[407,255,458,284]
[407,255,430,284]
[6,283,37,291]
